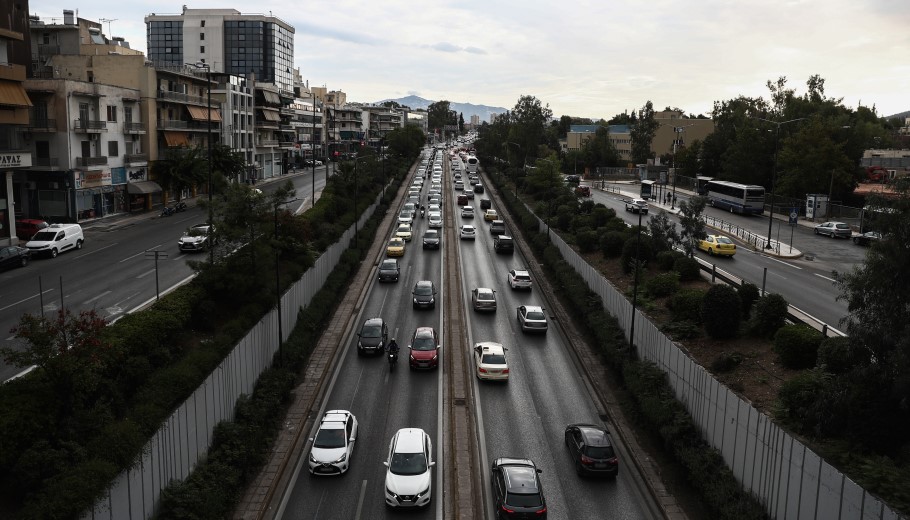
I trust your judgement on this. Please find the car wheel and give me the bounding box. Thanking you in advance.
[76,239,83,250]
[708,248,714,256]
[814,229,820,235]
[50,248,58,258]
[20,257,28,267]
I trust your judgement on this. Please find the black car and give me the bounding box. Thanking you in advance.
[853,231,882,246]
[412,280,437,309]
[493,235,514,254]
[564,424,619,477]
[480,198,492,210]
[423,229,441,250]
[474,184,485,194]
[378,258,400,282]
[0,245,31,270]
[491,458,547,519]
[357,317,388,355]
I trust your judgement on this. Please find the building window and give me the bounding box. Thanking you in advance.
[200,32,205,40]
[200,45,205,53]
[107,106,117,122]
[108,141,119,157]
[201,20,205,27]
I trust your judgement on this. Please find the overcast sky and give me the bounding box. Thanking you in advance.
[34,1,910,119]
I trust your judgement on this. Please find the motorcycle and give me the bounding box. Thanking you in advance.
[388,350,399,371]
[420,207,426,218]
[160,206,175,217]
[174,201,187,213]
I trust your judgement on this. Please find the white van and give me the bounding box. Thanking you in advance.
[25,223,84,258]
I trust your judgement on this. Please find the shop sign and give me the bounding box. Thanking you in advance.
[80,170,112,189]
[0,153,32,168]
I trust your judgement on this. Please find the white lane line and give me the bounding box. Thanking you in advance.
[0,289,54,312]
[119,243,167,263]
[354,480,368,520]
[76,242,119,258]
[136,269,157,279]
[814,273,837,283]
[765,256,802,269]
[82,290,111,305]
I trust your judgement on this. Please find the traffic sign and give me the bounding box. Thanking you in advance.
[789,208,798,226]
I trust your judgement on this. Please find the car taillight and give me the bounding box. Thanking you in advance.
[581,455,594,465]
[502,368,510,374]
[536,506,547,514]
[607,457,618,464]
[478,367,488,373]
[500,505,515,514]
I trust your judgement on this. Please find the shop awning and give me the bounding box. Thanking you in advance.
[0,81,33,108]
[164,131,190,147]
[260,110,281,122]
[187,105,223,122]
[262,91,280,104]
[126,181,163,194]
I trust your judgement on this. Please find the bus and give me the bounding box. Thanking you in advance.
[465,155,479,174]
[705,180,765,215]
[695,176,714,196]
[640,180,657,200]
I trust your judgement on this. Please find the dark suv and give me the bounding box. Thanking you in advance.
[378,259,400,282]
[489,220,506,236]
[357,318,388,356]
[491,458,547,518]
[494,235,514,254]
[412,280,437,309]
[564,424,619,477]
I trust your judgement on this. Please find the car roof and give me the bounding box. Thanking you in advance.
[322,410,351,427]
[414,326,435,338]
[393,428,426,452]
[381,258,397,266]
[363,317,384,327]
[497,460,540,492]
[571,424,613,446]
[511,269,529,275]
[475,287,494,295]
[476,341,504,354]
[416,280,433,288]
[524,305,544,313]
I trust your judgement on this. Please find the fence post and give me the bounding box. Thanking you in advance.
[712,264,716,283]
[762,267,768,295]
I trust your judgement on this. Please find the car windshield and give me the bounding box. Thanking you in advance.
[585,445,615,458]
[361,325,381,338]
[477,291,494,301]
[30,231,56,241]
[399,211,410,217]
[506,492,542,507]
[398,226,410,233]
[381,260,396,269]
[425,231,438,238]
[415,285,433,296]
[390,452,428,476]
[412,336,436,351]
[482,353,506,365]
[716,237,733,244]
[313,428,345,449]
[187,227,208,236]
[526,311,545,320]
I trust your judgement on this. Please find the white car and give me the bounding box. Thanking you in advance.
[461,206,475,218]
[398,210,414,225]
[308,410,358,475]
[454,181,465,191]
[428,213,443,228]
[460,225,476,240]
[508,269,533,290]
[517,305,548,333]
[428,204,442,214]
[384,428,434,508]
[177,223,215,253]
[395,224,413,242]
[473,342,509,381]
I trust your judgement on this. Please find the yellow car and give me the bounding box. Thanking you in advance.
[386,237,406,257]
[698,235,736,257]
[484,209,499,222]
[395,224,413,242]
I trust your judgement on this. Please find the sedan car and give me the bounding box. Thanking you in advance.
[517,305,548,334]
[484,209,499,222]
[308,410,358,475]
[697,235,736,257]
[471,287,497,312]
[178,224,215,253]
[395,224,413,242]
[384,428,435,508]
[0,245,31,270]
[412,280,437,309]
[564,424,619,477]
[398,210,414,225]
[853,231,882,246]
[814,221,852,238]
[454,181,465,191]
[422,229,441,250]
[460,225,476,240]
[491,458,547,518]
[378,258,400,282]
[508,269,533,290]
[386,238,406,257]
[428,213,443,228]
[408,326,440,370]
[461,206,475,218]
[473,342,509,381]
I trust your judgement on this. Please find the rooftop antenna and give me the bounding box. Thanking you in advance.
[99,18,117,37]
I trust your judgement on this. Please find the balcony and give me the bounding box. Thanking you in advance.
[279,141,295,149]
[33,157,61,169]
[123,122,146,134]
[259,139,279,147]
[124,153,148,164]
[158,119,220,132]
[0,63,26,82]
[74,119,107,132]
[76,156,108,167]
[158,89,208,106]
[28,117,57,132]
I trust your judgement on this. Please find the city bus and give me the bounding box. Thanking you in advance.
[695,176,714,196]
[465,155,479,174]
[640,179,657,200]
[705,180,765,215]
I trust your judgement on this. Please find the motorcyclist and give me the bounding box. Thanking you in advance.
[420,205,426,217]
[387,338,400,355]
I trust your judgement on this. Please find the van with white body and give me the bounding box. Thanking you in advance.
[25,223,84,258]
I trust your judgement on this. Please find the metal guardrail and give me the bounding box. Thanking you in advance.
[703,214,782,254]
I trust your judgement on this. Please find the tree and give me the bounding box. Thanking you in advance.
[508,95,553,163]
[210,143,247,187]
[674,139,703,178]
[776,119,854,199]
[608,112,634,125]
[582,126,620,167]
[647,210,679,252]
[676,196,708,256]
[385,125,425,159]
[151,146,207,201]
[427,100,456,135]
[630,101,659,164]
[458,113,465,134]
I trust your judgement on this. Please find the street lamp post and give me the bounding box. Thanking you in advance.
[755,117,806,249]
[629,208,643,350]
[505,141,524,197]
[312,95,317,208]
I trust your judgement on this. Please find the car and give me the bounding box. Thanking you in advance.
[494,235,514,254]
[575,185,591,197]
[403,202,417,218]
[517,305,548,333]
[460,225,476,240]
[564,424,619,477]
[853,231,882,246]
[491,458,547,518]
[384,428,435,508]
[308,410,358,475]
[484,209,499,222]
[15,218,48,241]
[408,326,440,370]
[177,223,215,253]
[565,174,581,185]
[508,269,533,290]
[815,221,852,238]
[428,204,442,214]
[624,198,649,214]
[454,181,465,191]
[0,245,31,270]
[386,238,406,257]
[480,198,492,210]
[428,213,443,228]
[465,190,475,199]
[461,206,475,218]
[395,224,413,242]
[357,317,388,355]
[422,229,441,249]
[697,235,736,257]
[473,342,509,381]
[471,287,497,312]
[474,184,485,194]
[378,258,400,282]
[412,280,437,309]
[490,220,506,235]
[25,223,84,258]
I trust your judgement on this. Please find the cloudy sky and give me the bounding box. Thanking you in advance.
[34,1,910,119]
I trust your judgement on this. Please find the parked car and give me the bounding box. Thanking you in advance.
[412,280,437,309]
[0,245,31,270]
[378,258,400,282]
[408,326,440,370]
[422,229,441,250]
[15,218,48,241]
[308,410,358,475]
[357,317,388,355]
[490,458,547,518]
[25,223,84,258]
[517,305,548,333]
[384,428,435,508]
[564,424,619,477]
[471,287,497,312]
[814,221,852,238]
[178,223,215,253]
[460,225,476,240]
[387,238,406,257]
[473,342,509,381]
[697,235,736,257]
[508,269,533,290]
[853,231,882,246]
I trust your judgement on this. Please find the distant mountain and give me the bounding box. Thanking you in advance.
[886,110,909,120]
[377,95,508,124]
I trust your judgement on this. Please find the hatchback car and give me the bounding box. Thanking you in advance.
[308,410,358,475]
[461,206,475,218]
[494,235,514,254]
[408,326,440,370]
[697,235,736,257]
[508,270,533,290]
[564,423,619,477]
[423,229,441,250]
[412,280,437,309]
[815,221,852,238]
[398,210,414,225]
[0,245,31,270]
[472,287,497,312]
[395,224,413,242]
[460,225,476,240]
[474,184,485,194]
[474,342,509,381]
[484,209,499,222]
[517,305,548,333]
[357,317,388,355]
[378,258,400,282]
[384,428,435,508]
[491,458,547,518]
[387,238,406,257]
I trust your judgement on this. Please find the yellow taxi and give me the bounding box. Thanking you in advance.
[483,209,499,222]
[395,224,413,242]
[386,237,406,257]
[697,235,736,257]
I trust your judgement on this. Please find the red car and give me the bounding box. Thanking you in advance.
[408,326,440,370]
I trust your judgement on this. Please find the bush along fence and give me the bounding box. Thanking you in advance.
[484,165,903,520]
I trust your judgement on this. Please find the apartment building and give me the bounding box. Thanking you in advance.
[362,105,403,148]
[326,104,364,160]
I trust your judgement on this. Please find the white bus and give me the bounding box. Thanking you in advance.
[640,179,657,200]
[465,155,479,174]
[706,180,765,215]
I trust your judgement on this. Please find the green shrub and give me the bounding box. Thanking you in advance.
[661,320,702,340]
[774,324,823,369]
[750,293,789,337]
[645,272,680,298]
[655,250,679,271]
[702,285,741,340]
[738,282,760,318]
[576,228,599,253]
[816,336,868,374]
[775,369,830,425]
[668,289,706,324]
[711,352,743,373]
[599,230,627,258]
[621,234,654,273]
[673,256,701,281]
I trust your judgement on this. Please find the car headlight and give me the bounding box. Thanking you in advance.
[332,453,347,464]
[417,486,430,498]
[413,298,419,304]
[432,354,438,361]
[309,452,318,463]
[386,487,398,499]
[429,297,435,303]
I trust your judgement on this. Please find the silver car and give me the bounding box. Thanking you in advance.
[517,305,548,333]
[471,287,497,312]
[814,221,852,238]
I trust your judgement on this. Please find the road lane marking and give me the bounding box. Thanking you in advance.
[119,243,167,263]
[814,273,837,283]
[75,242,118,258]
[82,290,111,305]
[765,256,802,269]
[0,289,54,312]
[354,480,368,520]
[136,268,157,279]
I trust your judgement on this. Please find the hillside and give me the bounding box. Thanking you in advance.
[377,95,507,124]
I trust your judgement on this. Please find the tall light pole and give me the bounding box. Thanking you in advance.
[505,141,524,197]
[629,208,643,350]
[311,95,317,208]
[671,123,696,210]
[755,117,806,249]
